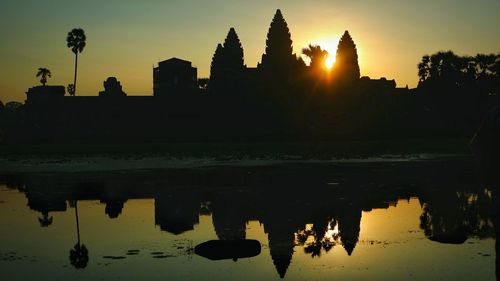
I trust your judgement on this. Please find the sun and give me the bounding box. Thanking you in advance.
[304,37,339,70]
[325,56,335,69]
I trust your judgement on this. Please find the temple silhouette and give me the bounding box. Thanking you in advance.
[1,9,497,143]
[154,58,198,97]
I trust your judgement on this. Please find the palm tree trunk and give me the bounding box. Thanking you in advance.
[73,53,78,95]
[75,200,81,246]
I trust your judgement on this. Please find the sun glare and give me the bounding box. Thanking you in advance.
[325,56,335,69]
[305,37,339,70]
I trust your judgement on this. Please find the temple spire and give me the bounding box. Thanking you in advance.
[259,9,296,72]
[333,30,360,82]
[209,27,245,94]
[222,27,244,71]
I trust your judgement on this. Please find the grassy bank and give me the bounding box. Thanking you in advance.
[0,138,472,159]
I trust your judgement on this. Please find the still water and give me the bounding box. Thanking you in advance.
[0,160,497,280]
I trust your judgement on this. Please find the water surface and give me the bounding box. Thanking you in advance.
[0,160,497,280]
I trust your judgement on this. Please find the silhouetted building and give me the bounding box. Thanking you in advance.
[262,207,298,279]
[154,193,200,235]
[338,205,361,256]
[26,85,65,102]
[14,8,495,144]
[266,227,295,279]
[209,28,246,95]
[211,195,248,240]
[358,76,403,94]
[98,77,127,97]
[23,181,68,215]
[259,9,300,74]
[100,198,127,219]
[333,31,360,83]
[153,58,198,96]
[210,44,224,93]
[22,180,68,227]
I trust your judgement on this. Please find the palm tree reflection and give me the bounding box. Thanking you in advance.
[69,200,89,269]
[296,219,338,257]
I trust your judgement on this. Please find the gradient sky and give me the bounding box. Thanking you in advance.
[1,0,499,102]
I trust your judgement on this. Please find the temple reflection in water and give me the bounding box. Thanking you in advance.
[1,160,498,279]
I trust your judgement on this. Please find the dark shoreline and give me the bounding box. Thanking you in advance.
[0,137,471,158]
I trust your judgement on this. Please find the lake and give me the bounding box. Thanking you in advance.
[0,158,497,280]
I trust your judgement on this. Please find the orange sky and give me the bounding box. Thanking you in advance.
[1,0,499,102]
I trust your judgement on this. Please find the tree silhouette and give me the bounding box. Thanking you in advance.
[36,68,51,86]
[471,54,497,77]
[69,201,89,269]
[66,28,86,96]
[296,219,337,258]
[419,189,495,244]
[417,55,431,84]
[70,243,89,269]
[4,101,23,110]
[474,53,498,96]
[333,31,360,82]
[67,84,75,96]
[302,44,328,70]
[417,51,500,96]
[418,51,465,90]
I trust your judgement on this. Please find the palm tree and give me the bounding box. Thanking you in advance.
[67,84,75,96]
[69,200,89,269]
[66,28,86,96]
[36,68,51,86]
[302,44,328,70]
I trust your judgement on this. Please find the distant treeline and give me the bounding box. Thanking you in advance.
[418,51,499,97]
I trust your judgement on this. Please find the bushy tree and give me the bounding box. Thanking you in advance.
[417,51,500,96]
[302,44,328,70]
[4,101,23,111]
